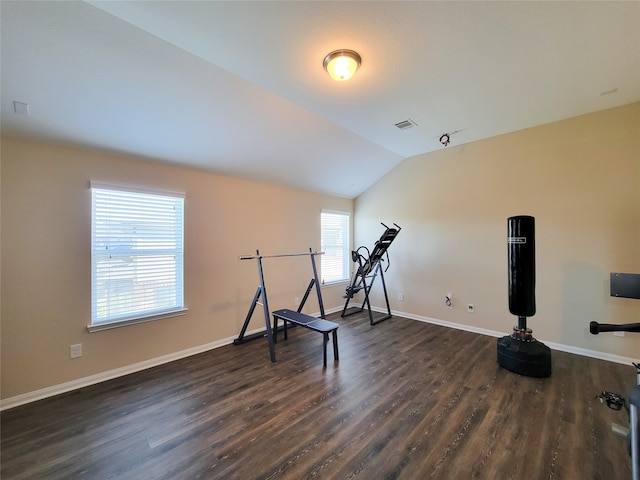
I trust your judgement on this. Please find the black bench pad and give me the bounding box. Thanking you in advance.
[272,309,339,367]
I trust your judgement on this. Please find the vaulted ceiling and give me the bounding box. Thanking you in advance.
[2,1,639,198]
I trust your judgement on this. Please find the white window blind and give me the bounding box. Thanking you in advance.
[91,184,185,329]
[321,210,350,284]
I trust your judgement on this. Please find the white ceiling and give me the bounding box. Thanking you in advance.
[2,1,639,198]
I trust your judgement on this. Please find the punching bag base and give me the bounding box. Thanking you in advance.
[497,336,551,378]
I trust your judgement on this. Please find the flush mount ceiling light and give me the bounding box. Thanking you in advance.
[323,49,361,82]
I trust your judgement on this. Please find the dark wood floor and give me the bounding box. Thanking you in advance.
[1,311,636,479]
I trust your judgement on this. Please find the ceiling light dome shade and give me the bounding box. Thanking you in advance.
[323,49,361,82]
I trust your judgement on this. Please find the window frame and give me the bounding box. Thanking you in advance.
[320,209,351,286]
[88,182,187,332]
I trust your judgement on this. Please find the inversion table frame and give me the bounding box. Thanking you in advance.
[341,223,401,325]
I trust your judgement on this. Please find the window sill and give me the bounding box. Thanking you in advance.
[87,308,188,332]
[321,280,350,288]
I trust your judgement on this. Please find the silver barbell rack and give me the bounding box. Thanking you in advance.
[233,248,326,362]
[239,250,324,260]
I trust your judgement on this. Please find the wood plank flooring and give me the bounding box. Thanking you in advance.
[1,311,636,479]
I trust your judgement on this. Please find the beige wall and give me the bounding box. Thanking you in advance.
[1,137,352,399]
[355,103,640,360]
[2,103,639,402]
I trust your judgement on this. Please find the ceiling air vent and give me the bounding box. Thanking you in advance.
[394,119,417,130]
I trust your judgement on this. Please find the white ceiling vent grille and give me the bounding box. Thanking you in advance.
[394,119,417,130]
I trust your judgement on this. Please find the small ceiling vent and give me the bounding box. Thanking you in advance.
[394,119,417,130]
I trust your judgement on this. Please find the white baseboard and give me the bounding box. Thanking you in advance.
[0,335,237,411]
[382,307,640,366]
[0,307,343,412]
[2,307,636,411]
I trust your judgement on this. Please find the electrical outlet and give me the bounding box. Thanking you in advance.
[70,344,83,358]
[614,331,625,337]
[398,292,404,301]
[467,304,474,313]
[294,297,300,306]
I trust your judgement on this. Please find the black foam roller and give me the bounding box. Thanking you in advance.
[508,215,536,317]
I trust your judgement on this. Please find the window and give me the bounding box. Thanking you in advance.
[320,210,350,284]
[89,183,186,331]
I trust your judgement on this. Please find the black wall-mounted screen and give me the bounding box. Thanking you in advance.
[610,272,640,299]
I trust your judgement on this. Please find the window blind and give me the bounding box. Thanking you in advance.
[321,210,350,284]
[91,185,185,326]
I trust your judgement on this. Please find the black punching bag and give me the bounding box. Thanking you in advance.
[497,215,551,377]
[508,215,536,318]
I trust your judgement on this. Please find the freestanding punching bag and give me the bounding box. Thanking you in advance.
[508,215,536,319]
[497,216,551,377]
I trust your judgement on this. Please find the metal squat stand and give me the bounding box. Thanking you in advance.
[233,248,325,363]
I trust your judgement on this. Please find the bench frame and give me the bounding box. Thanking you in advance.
[272,309,339,367]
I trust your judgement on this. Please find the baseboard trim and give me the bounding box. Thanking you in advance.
[3,306,636,410]
[0,334,238,412]
[0,307,343,411]
[382,307,640,366]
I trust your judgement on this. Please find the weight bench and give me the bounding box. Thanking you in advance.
[272,309,339,368]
